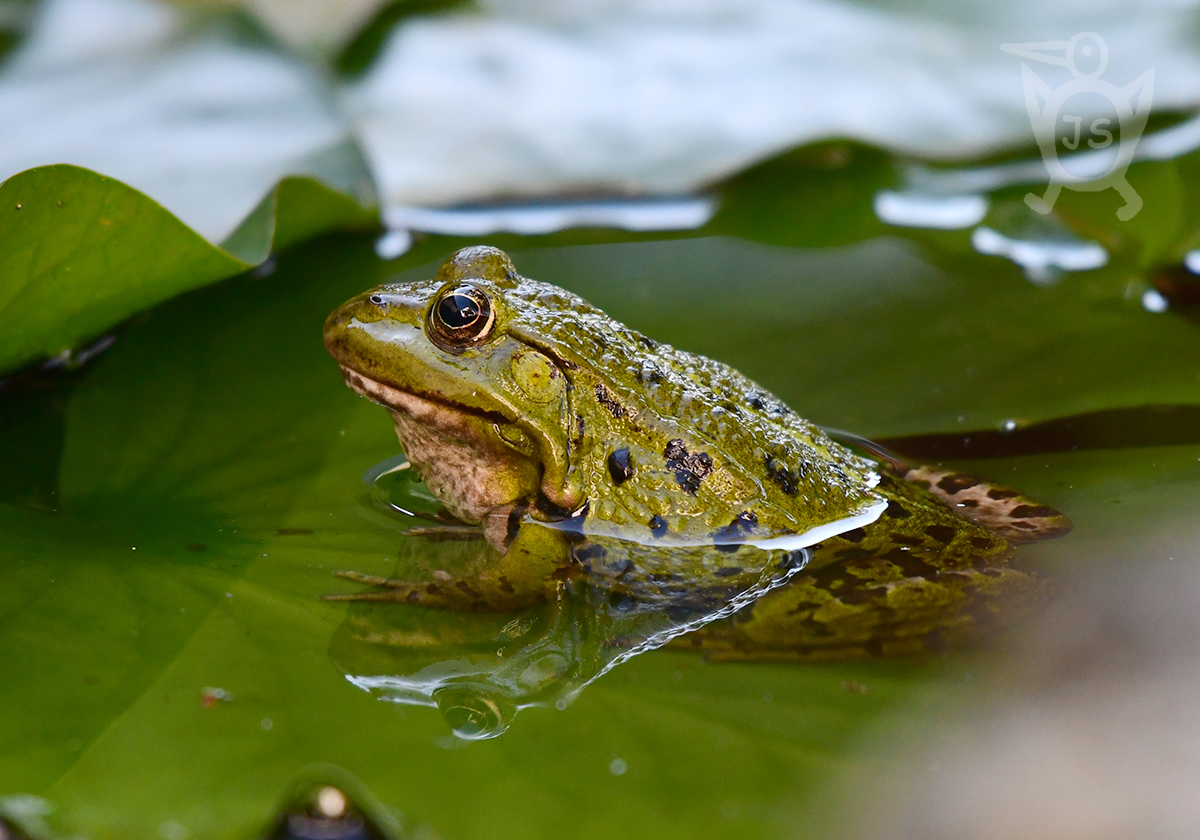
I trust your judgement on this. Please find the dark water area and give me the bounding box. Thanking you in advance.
[881,404,1200,460]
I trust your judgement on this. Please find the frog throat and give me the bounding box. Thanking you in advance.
[338,365,578,519]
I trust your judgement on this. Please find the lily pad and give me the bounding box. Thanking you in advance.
[0,165,246,375]
[3,228,1199,838]
[0,164,377,376]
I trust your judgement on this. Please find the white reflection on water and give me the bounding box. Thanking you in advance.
[873,191,989,229]
[1141,288,1169,312]
[373,228,412,260]
[1183,249,1200,275]
[382,195,714,236]
[970,225,1108,284]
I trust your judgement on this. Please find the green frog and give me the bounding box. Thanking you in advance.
[323,245,1070,661]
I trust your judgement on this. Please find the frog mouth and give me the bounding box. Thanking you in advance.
[338,365,511,430]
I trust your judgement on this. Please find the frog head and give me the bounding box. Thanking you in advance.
[324,246,584,523]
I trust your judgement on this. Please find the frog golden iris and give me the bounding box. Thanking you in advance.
[323,245,1070,660]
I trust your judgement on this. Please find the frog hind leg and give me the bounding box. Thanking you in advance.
[675,562,1049,662]
[676,471,1048,661]
[676,528,1048,662]
[902,465,1072,544]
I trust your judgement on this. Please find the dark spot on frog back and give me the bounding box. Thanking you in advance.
[607,447,634,485]
[594,383,626,418]
[664,439,714,495]
[747,391,792,418]
[648,515,668,537]
[764,454,802,495]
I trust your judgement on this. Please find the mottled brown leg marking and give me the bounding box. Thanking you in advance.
[903,466,1072,544]
[936,473,981,495]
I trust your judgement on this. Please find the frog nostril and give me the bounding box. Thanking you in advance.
[369,294,384,306]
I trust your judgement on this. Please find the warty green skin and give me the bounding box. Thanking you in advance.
[324,246,1071,659]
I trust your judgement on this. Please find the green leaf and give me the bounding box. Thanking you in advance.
[220,175,380,265]
[710,141,895,249]
[0,164,379,376]
[0,165,248,375]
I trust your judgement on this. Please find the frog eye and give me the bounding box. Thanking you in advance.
[429,284,496,349]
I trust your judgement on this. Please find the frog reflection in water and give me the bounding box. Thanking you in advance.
[323,246,1070,661]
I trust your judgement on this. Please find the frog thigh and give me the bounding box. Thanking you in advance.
[903,465,1072,544]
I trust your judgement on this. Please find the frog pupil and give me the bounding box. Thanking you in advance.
[440,293,480,328]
